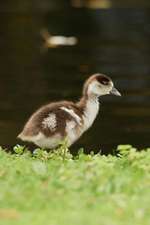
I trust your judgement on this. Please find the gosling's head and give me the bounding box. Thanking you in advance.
[83,73,121,97]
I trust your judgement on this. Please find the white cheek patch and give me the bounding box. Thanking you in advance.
[60,107,82,125]
[88,81,100,95]
[88,81,113,96]
[42,113,57,131]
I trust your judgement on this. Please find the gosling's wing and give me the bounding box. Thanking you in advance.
[18,101,82,140]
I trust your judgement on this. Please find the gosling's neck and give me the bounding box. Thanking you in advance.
[77,93,100,130]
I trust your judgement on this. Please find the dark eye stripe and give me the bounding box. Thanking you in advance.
[96,76,110,85]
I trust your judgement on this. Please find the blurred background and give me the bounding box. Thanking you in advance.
[0,0,150,154]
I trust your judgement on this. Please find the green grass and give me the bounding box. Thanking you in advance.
[0,145,150,225]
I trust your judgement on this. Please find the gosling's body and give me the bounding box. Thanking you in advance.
[18,97,99,148]
[18,74,121,148]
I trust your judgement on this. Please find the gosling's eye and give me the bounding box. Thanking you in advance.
[96,75,110,85]
[100,80,109,85]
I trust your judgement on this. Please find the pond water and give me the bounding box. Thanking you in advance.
[0,8,150,153]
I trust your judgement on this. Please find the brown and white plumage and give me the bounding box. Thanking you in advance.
[18,73,121,148]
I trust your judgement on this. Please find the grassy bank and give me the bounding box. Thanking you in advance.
[0,145,149,225]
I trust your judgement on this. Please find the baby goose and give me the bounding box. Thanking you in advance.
[18,73,121,149]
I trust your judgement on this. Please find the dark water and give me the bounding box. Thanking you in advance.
[0,8,150,154]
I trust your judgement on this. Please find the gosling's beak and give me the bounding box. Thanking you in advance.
[110,87,121,96]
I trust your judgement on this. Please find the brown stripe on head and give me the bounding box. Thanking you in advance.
[96,74,111,85]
